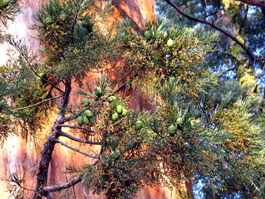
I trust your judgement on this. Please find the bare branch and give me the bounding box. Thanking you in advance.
[43,175,83,193]
[46,193,53,199]
[54,139,99,159]
[58,124,95,133]
[239,0,265,10]
[61,115,77,123]
[13,95,63,110]
[114,71,139,94]
[43,157,100,194]
[219,67,237,76]
[59,131,101,145]
[164,0,265,61]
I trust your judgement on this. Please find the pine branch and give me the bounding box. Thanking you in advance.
[58,124,95,133]
[54,139,99,159]
[34,81,72,199]
[164,0,265,61]
[13,95,63,111]
[8,38,64,93]
[59,131,101,145]
[61,116,76,123]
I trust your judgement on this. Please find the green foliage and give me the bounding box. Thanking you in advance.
[0,41,52,137]
[33,0,120,83]
[121,22,218,100]
[1,0,265,198]
[153,4,265,196]
[87,19,265,198]
[75,80,156,199]
[156,0,265,78]
[71,18,265,198]
[0,0,122,139]
[0,0,18,25]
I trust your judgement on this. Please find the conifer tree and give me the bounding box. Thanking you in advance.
[0,0,265,198]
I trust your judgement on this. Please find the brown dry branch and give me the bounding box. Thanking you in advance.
[58,131,101,145]
[43,175,83,193]
[13,95,63,110]
[54,139,99,159]
[58,124,95,133]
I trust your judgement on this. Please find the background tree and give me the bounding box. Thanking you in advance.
[158,0,265,91]
[156,0,265,198]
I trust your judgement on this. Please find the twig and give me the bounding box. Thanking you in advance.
[54,139,99,159]
[46,193,53,199]
[13,95,63,110]
[59,131,101,145]
[114,71,139,94]
[58,124,95,133]
[164,0,265,61]
[219,67,237,76]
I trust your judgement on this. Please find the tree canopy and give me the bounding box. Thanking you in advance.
[0,0,265,199]
[157,0,265,83]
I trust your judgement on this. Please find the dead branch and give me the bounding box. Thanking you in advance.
[59,131,101,145]
[42,157,100,194]
[219,67,237,76]
[13,95,63,110]
[54,139,99,159]
[58,124,95,133]
[114,71,139,94]
[43,175,83,193]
